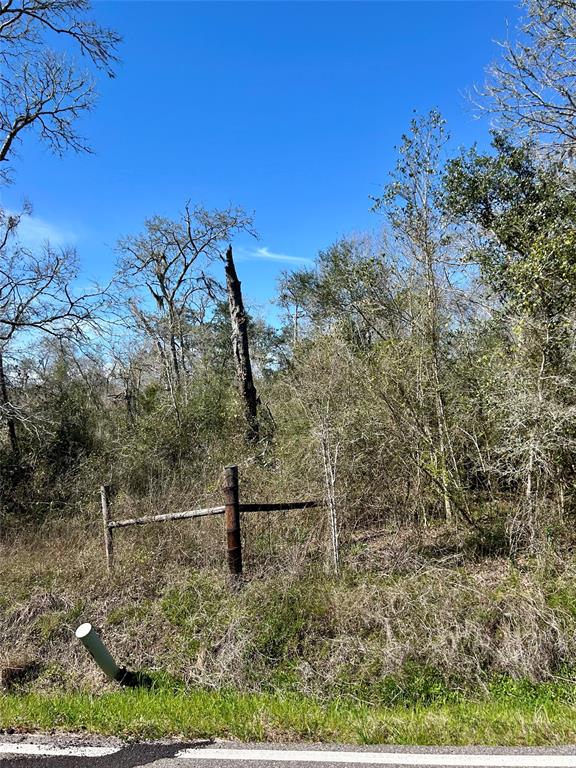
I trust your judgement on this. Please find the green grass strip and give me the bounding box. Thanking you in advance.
[2,689,576,745]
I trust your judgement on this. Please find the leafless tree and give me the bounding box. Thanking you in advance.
[372,111,465,526]
[0,0,120,180]
[116,205,255,414]
[0,207,104,453]
[0,217,96,345]
[0,1,119,452]
[482,0,576,153]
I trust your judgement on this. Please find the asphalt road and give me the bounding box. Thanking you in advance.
[1,740,576,768]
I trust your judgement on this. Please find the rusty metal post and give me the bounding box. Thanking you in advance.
[100,485,114,572]
[223,465,242,578]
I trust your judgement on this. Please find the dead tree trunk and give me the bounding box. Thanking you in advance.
[224,245,259,443]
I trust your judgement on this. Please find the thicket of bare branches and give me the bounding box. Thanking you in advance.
[483,0,576,153]
[0,0,120,179]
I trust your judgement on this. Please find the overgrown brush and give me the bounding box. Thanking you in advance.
[2,515,576,702]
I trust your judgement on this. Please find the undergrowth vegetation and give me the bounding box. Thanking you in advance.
[3,515,576,711]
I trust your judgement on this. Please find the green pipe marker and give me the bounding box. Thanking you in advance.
[75,622,151,687]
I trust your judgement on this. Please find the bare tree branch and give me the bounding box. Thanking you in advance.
[0,0,120,181]
[481,0,576,154]
[115,204,255,401]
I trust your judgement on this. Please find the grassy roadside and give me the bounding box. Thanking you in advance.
[4,524,576,745]
[2,688,576,746]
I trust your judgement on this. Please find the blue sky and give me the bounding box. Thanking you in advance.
[3,0,520,316]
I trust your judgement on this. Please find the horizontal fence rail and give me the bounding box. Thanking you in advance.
[108,506,226,529]
[99,467,320,579]
[239,501,320,513]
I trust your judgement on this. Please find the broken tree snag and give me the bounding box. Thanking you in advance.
[224,245,259,443]
[223,465,242,578]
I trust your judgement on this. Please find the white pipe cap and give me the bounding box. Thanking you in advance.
[75,623,92,639]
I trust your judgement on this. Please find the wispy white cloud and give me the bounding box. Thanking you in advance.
[13,212,76,250]
[238,245,312,265]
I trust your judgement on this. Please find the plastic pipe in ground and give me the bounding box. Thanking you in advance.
[75,623,119,680]
[75,623,151,688]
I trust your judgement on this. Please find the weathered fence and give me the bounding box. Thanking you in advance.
[100,464,319,577]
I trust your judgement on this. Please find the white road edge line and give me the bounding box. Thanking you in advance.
[0,742,121,758]
[174,748,576,767]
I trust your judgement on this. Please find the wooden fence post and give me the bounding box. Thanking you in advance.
[100,485,114,572]
[223,465,242,578]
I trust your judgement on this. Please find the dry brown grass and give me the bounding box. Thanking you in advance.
[2,510,576,700]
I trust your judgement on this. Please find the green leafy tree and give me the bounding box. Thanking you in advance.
[443,133,576,324]
[443,132,576,547]
[278,235,404,349]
